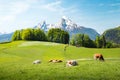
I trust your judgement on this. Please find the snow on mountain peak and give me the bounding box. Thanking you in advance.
[59,16,78,30]
[61,16,72,25]
[62,16,68,20]
[34,16,99,40]
[36,16,80,31]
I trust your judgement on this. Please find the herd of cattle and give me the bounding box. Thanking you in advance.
[33,54,104,67]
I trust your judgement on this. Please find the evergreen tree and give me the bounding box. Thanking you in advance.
[70,33,96,48]
[101,35,106,48]
[83,34,91,47]
[95,36,102,48]
[70,34,84,47]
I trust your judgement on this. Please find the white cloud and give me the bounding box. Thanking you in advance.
[0,1,33,33]
[10,2,30,15]
[0,0,80,33]
[38,0,79,16]
[42,1,62,11]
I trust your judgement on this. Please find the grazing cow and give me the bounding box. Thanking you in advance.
[66,60,78,67]
[33,60,41,64]
[49,59,63,63]
[94,54,104,61]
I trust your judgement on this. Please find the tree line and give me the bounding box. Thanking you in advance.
[12,28,119,48]
[12,28,69,44]
[70,33,119,48]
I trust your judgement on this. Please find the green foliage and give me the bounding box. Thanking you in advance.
[83,34,94,47]
[95,35,107,48]
[95,36,102,48]
[32,29,47,41]
[22,28,33,40]
[12,28,47,41]
[70,34,95,47]
[106,42,113,48]
[47,28,69,44]
[70,34,84,47]
[12,28,69,44]
[101,35,106,48]
[12,30,22,41]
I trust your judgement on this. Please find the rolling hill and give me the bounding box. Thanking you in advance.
[103,26,120,44]
[0,41,120,80]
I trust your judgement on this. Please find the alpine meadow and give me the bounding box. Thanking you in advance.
[0,0,120,80]
[0,41,120,80]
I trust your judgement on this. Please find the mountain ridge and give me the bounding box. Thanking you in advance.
[0,32,13,43]
[103,26,120,44]
[35,16,100,40]
[0,16,100,42]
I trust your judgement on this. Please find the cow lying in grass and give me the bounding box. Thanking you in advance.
[49,59,63,63]
[66,60,78,67]
[33,60,41,64]
[94,54,104,61]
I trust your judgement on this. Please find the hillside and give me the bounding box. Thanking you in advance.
[0,41,120,80]
[1,41,120,60]
[103,26,120,44]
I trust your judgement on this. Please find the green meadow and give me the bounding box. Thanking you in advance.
[0,41,120,80]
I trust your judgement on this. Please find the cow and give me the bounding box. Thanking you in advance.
[94,54,104,61]
[49,59,63,63]
[66,60,78,67]
[33,60,41,64]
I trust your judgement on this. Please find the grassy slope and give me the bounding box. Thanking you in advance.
[0,41,120,80]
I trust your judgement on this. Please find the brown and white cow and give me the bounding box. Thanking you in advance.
[49,59,63,63]
[94,54,104,61]
[66,60,78,67]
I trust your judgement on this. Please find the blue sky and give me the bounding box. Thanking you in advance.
[0,0,120,34]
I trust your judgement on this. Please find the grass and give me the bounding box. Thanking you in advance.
[0,41,120,80]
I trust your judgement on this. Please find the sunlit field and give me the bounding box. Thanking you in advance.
[0,41,120,80]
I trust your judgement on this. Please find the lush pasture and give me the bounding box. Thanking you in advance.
[0,41,120,80]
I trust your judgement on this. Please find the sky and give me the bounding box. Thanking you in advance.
[0,0,120,34]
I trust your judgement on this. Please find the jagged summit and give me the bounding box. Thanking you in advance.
[38,21,47,30]
[35,16,99,40]
[59,16,78,30]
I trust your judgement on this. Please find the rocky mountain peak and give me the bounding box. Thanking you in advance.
[35,16,99,40]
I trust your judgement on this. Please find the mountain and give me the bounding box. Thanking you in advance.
[0,32,13,43]
[0,32,4,35]
[103,26,120,44]
[35,16,100,40]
